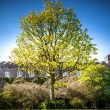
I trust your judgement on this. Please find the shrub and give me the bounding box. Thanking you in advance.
[0,78,14,84]
[47,100,67,109]
[22,100,33,109]
[12,76,48,85]
[55,81,67,89]
[33,76,48,84]
[0,100,12,109]
[2,83,49,108]
[69,98,84,109]
[39,100,67,109]
[38,101,47,109]
[0,93,12,109]
[12,77,25,84]
[55,76,94,101]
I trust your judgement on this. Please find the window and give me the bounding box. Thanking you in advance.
[17,71,22,78]
[28,73,34,77]
[75,71,80,76]
[63,71,68,77]
[46,72,50,77]
[5,71,10,78]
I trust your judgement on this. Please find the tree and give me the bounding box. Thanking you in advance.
[11,0,97,100]
[79,64,110,101]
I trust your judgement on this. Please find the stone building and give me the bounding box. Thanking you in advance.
[0,61,34,78]
[0,54,110,78]
[104,54,110,65]
[104,54,110,67]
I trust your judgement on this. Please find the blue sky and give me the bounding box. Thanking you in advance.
[0,0,110,61]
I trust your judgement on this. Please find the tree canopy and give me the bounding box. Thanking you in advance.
[11,0,97,100]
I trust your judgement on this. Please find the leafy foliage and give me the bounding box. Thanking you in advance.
[69,98,84,109]
[43,75,95,101]
[11,0,97,100]
[79,64,110,101]
[40,100,67,109]
[11,1,97,74]
[0,93,12,109]
[2,83,49,108]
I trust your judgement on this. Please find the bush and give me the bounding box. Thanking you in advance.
[2,83,49,109]
[55,76,94,101]
[12,76,48,85]
[12,77,25,84]
[39,100,67,109]
[38,101,47,109]
[69,98,84,109]
[0,93,12,109]
[32,76,48,84]
[0,100,12,109]
[0,78,14,84]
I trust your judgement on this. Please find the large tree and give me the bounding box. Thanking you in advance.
[11,0,97,100]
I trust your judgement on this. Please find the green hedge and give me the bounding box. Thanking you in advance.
[39,100,67,109]
[69,98,84,109]
[0,78,14,84]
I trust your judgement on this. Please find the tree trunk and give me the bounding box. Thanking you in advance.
[50,73,55,100]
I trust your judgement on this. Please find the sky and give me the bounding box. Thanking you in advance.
[0,0,110,62]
